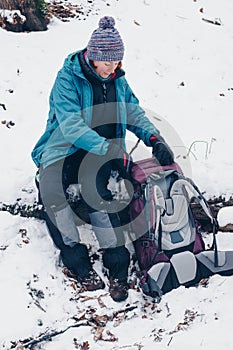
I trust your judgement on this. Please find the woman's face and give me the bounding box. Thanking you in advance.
[93,60,119,78]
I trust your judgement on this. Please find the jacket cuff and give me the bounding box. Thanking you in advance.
[144,134,159,146]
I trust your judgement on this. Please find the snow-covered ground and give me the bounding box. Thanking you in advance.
[1,0,233,349]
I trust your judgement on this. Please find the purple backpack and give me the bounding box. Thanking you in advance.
[129,157,220,300]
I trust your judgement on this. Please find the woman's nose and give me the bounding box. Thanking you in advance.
[108,63,117,73]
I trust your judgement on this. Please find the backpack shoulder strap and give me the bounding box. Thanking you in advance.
[173,173,219,266]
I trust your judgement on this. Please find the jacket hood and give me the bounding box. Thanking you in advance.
[63,49,86,79]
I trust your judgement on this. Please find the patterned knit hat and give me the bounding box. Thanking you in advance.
[87,16,124,61]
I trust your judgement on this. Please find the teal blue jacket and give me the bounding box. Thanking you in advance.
[31,50,159,168]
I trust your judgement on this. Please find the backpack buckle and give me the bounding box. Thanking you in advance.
[142,240,151,248]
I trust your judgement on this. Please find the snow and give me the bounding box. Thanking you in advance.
[0,9,26,24]
[217,206,233,226]
[1,0,233,348]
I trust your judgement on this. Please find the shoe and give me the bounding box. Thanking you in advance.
[80,270,105,291]
[109,278,128,302]
[63,268,105,291]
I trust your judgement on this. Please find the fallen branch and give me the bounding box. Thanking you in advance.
[1,195,233,231]
[108,305,138,326]
[112,343,144,349]
[14,321,94,349]
[14,305,138,349]
[169,309,200,335]
[167,336,173,346]
[191,197,233,232]
[0,200,44,219]
[202,17,222,26]
[0,103,6,110]
[219,223,233,232]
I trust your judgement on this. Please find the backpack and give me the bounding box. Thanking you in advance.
[129,157,233,301]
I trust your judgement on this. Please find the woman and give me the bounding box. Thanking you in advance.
[31,16,174,302]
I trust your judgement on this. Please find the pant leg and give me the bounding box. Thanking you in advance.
[80,154,130,281]
[39,161,81,247]
[39,157,92,278]
[80,155,119,249]
[102,246,130,282]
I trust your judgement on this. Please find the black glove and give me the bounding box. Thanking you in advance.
[106,141,132,179]
[150,135,174,166]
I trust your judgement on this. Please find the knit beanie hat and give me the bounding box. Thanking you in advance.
[87,16,124,62]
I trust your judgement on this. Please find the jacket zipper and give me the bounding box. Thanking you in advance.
[102,83,107,103]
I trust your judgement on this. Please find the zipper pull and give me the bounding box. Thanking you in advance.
[102,83,107,103]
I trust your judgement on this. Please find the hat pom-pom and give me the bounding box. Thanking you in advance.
[99,16,115,29]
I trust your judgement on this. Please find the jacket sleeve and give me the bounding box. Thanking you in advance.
[125,83,160,146]
[51,69,109,155]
